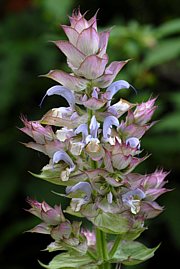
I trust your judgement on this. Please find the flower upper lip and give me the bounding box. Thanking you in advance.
[53,150,75,172]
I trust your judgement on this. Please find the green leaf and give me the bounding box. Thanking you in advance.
[110,240,160,265]
[30,171,67,186]
[156,18,180,38]
[90,212,129,234]
[121,226,146,241]
[30,164,80,186]
[143,38,180,68]
[64,206,84,218]
[153,112,180,132]
[39,252,94,269]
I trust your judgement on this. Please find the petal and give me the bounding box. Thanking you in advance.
[43,70,88,92]
[107,192,113,204]
[66,182,92,201]
[98,31,110,57]
[73,17,89,33]
[90,115,100,138]
[92,87,99,98]
[126,137,140,149]
[61,25,79,46]
[41,85,75,108]
[105,80,130,101]
[75,123,88,141]
[87,9,99,30]
[75,55,108,79]
[122,188,146,202]
[103,116,119,139]
[70,141,84,156]
[53,41,85,68]
[53,150,75,171]
[69,8,84,28]
[76,26,99,55]
[93,60,129,88]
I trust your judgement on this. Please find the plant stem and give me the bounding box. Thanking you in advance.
[96,228,111,269]
[96,228,104,261]
[87,249,97,260]
[87,104,111,269]
[109,235,122,258]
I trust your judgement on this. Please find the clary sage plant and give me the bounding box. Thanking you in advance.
[21,9,169,269]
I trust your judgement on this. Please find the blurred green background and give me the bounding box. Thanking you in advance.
[0,0,180,268]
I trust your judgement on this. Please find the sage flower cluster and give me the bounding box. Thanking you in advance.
[21,9,169,269]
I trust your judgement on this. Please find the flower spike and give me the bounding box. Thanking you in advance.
[22,8,169,268]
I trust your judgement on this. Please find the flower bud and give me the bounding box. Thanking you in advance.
[26,198,65,225]
[134,98,157,125]
[20,116,54,144]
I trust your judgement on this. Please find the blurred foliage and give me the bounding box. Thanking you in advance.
[0,0,180,269]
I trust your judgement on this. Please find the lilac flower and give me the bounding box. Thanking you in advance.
[104,80,130,106]
[53,150,76,181]
[107,191,113,204]
[41,85,75,108]
[66,182,92,201]
[69,140,85,156]
[122,188,146,214]
[126,137,140,149]
[88,115,100,139]
[66,182,92,212]
[75,123,88,142]
[56,127,74,142]
[103,115,119,145]
[75,115,101,153]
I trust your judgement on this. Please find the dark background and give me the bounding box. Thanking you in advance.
[0,0,180,268]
